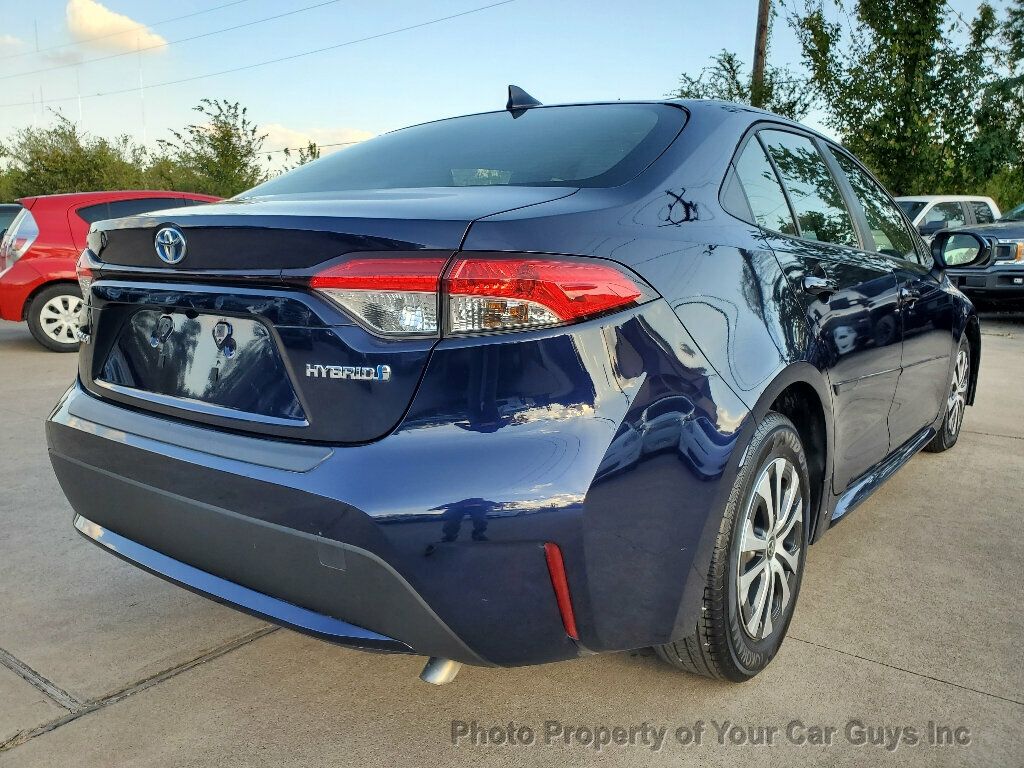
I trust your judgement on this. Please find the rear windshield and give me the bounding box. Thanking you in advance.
[897,200,926,219]
[243,104,685,196]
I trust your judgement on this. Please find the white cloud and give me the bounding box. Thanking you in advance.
[262,124,375,156]
[0,34,27,53]
[66,0,167,53]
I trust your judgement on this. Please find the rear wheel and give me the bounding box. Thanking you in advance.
[654,412,809,681]
[27,284,82,352]
[924,336,970,453]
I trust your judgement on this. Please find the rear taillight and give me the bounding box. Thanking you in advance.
[446,256,648,334]
[310,253,653,338]
[0,208,37,270]
[310,256,448,336]
[76,252,94,297]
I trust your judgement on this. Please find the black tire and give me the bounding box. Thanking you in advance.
[26,283,83,353]
[654,412,809,682]
[923,336,970,453]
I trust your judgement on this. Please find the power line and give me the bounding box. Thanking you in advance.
[944,1,973,34]
[263,140,361,155]
[1,0,344,81]
[0,0,517,109]
[0,0,259,61]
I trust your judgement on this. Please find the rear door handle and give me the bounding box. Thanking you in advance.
[803,275,838,295]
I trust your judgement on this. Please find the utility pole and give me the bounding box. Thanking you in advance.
[751,0,771,108]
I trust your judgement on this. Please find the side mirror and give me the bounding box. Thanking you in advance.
[931,231,990,270]
[918,220,945,236]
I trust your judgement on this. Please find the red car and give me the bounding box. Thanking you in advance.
[0,190,220,351]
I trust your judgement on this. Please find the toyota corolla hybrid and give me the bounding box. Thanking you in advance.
[47,92,982,685]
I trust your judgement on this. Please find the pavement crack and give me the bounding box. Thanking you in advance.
[963,429,1024,441]
[0,625,278,754]
[0,647,80,712]
[786,635,1024,707]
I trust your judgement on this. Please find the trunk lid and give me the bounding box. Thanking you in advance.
[90,188,573,271]
[81,187,575,443]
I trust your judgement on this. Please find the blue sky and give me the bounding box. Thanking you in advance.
[0,0,1001,157]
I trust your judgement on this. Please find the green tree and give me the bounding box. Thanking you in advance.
[669,49,815,120]
[793,0,946,195]
[791,0,1024,205]
[0,113,148,198]
[984,0,1024,206]
[150,99,268,197]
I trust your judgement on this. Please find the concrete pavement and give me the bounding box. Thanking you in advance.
[1,314,1021,767]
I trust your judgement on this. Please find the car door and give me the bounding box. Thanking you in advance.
[733,128,903,492]
[828,150,958,449]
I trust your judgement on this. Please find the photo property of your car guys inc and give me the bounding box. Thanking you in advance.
[1,1,1022,767]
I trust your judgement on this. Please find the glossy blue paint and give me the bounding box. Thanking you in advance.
[47,101,979,668]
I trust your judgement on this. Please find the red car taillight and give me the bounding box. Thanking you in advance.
[446,256,647,334]
[309,253,653,337]
[0,208,38,270]
[76,252,94,298]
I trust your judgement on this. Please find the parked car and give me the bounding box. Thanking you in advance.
[0,203,21,239]
[47,94,982,686]
[0,191,220,351]
[895,194,1000,242]
[942,205,1024,299]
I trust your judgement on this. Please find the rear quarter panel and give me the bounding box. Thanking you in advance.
[461,103,833,640]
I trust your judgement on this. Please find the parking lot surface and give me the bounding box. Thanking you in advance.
[1,314,1022,767]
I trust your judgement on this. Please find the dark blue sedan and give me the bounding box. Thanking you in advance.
[47,91,982,684]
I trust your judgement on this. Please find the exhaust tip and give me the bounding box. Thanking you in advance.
[420,657,462,685]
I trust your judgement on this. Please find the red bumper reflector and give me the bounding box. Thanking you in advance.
[544,542,579,641]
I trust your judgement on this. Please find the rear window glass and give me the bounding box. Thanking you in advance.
[968,200,995,224]
[897,200,926,220]
[243,104,686,196]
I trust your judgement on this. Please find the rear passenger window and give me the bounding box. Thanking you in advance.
[732,138,797,235]
[758,130,858,248]
[969,201,995,224]
[924,202,966,228]
[832,151,917,262]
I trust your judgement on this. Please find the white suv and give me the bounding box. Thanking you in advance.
[895,195,1001,241]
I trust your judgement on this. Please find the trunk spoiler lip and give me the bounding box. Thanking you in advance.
[88,186,582,235]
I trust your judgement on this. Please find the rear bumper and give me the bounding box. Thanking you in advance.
[74,514,413,654]
[0,260,45,321]
[47,302,749,667]
[948,266,1024,295]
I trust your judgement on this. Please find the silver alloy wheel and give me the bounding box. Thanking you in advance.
[38,294,83,344]
[737,457,803,640]
[947,348,969,437]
